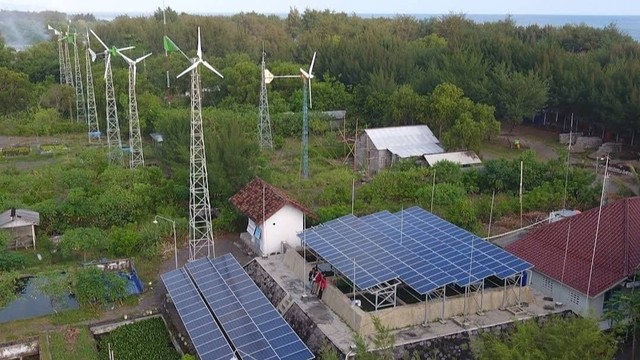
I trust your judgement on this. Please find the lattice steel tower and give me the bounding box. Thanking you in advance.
[85,32,101,144]
[71,33,86,126]
[47,25,66,84]
[176,27,224,261]
[63,30,74,89]
[118,50,152,168]
[91,29,133,166]
[258,50,273,149]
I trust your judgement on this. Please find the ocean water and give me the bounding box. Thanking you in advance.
[95,12,640,42]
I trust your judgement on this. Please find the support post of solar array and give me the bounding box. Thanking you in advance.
[519,161,524,228]
[487,190,495,237]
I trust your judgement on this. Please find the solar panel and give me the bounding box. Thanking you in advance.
[301,206,532,296]
[160,269,234,360]
[211,254,315,360]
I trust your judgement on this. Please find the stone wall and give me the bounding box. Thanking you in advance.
[390,310,575,359]
[244,259,287,307]
[283,303,340,355]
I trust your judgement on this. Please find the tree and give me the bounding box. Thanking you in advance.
[34,270,74,312]
[474,315,616,360]
[60,227,107,262]
[426,82,464,138]
[351,317,396,360]
[0,67,32,115]
[75,267,128,307]
[604,288,640,359]
[491,63,549,130]
[390,85,427,126]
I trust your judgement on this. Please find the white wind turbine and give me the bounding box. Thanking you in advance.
[299,51,317,179]
[90,29,134,166]
[117,50,152,168]
[176,27,223,261]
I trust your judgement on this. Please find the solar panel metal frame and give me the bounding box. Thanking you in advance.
[211,254,315,360]
[160,269,235,360]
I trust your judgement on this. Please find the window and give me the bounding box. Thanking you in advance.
[543,277,553,292]
[569,291,580,305]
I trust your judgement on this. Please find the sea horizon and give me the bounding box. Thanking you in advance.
[87,12,640,41]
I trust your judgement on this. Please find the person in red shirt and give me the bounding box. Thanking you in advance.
[313,270,322,295]
[318,274,327,299]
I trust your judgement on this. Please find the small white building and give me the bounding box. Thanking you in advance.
[506,196,640,329]
[355,125,444,175]
[230,178,314,256]
[0,208,40,250]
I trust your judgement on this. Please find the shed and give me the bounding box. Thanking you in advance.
[423,151,482,167]
[0,208,39,250]
[355,125,444,175]
[230,178,315,256]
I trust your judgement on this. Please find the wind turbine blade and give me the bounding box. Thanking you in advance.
[264,69,274,84]
[47,24,54,31]
[104,53,111,80]
[89,48,97,62]
[90,29,109,51]
[177,61,200,79]
[135,53,152,64]
[309,51,316,76]
[115,48,133,64]
[300,68,310,79]
[202,60,224,79]
[117,46,135,52]
[308,80,313,109]
[133,64,137,87]
[197,27,202,60]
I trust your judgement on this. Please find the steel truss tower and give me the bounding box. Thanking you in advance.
[258,51,273,149]
[301,81,309,179]
[188,65,215,260]
[57,38,66,84]
[105,58,124,166]
[85,38,100,144]
[72,35,86,126]
[63,39,74,88]
[119,51,151,168]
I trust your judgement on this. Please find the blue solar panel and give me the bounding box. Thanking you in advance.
[160,269,234,360]
[211,254,315,360]
[185,258,280,360]
[300,206,532,296]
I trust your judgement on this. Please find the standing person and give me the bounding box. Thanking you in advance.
[318,274,327,299]
[313,270,322,295]
[308,267,318,294]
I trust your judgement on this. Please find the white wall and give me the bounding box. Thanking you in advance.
[530,271,608,327]
[259,204,304,255]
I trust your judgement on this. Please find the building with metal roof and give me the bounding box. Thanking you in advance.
[297,206,533,330]
[0,208,39,250]
[424,151,482,167]
[506,196,640,328]
[355,125,444,175]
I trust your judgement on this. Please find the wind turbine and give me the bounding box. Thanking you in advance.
[299,51,316,179]
[90,29,134,166]
[61,25,74,89]
[175,27,223,261]
[117,49,152,168]
[85,31,101,144]
[47,25,66,85]
[68,30,86,125]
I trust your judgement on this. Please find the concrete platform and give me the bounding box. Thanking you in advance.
[256,253,566,354]
[256,255,356,354]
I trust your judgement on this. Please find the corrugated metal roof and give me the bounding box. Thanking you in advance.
[424,151,482,166]
[364,125,444,158]
[321,110,346,120]
[0,209,40,227]
[150,133,164,143]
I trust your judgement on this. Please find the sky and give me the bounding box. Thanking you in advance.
[2,0,640,16]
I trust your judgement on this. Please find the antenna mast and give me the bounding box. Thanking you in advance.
[85,32,101,144]
[71,32,86,126]
[258,45,274,149]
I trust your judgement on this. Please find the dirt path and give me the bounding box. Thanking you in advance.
[497,125,560,161]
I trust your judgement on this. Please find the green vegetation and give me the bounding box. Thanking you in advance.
[48,327,99,360]
[473,315,616,359]
[97,317,180,360]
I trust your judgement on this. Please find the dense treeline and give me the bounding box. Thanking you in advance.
[1,9,639,141]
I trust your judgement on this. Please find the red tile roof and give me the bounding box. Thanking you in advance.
[506,196,640,297]
[229,178,314,224]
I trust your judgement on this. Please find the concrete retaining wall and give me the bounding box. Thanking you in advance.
[0,338,38,360]
[282,303,340,355]
[245,259,287,307]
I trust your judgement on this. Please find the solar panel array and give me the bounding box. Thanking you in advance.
[160,269,234,360]
[162,254,314,360]
[301,206,532,295]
